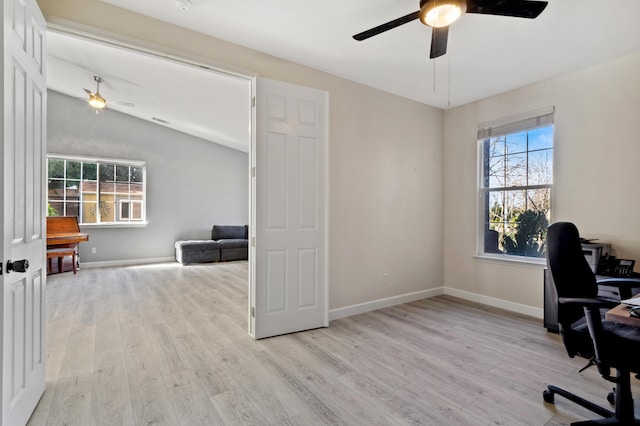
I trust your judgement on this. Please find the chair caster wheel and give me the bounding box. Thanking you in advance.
[607,390,615,405]
[543,389,555,403]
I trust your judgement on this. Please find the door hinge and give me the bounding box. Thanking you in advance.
[252,96,256,108]
[251,166,256,178]
[251,307,255,318]
[0,262,2,275]
[251,236,256,247]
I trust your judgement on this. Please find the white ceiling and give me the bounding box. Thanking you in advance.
[47,1,640,152]
[47,31,252,152]
[97,0,640,109]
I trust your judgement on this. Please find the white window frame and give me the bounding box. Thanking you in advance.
[476,107,555,263]
[118,199,144,221]
[47,154,147,227]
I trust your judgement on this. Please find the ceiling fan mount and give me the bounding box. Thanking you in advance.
[353,0,548,59]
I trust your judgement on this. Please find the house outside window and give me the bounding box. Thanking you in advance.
[47,155,146,225]
[478,108,554,259]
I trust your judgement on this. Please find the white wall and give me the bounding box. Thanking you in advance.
[48,90,248,263]
[443,53,640,312]
[38,0,444,311]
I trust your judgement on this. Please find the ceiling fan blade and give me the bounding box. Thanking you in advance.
[429,26,449,59]
[353,11,420,41]
[110,101,135,107]
[83,88,93,95]
[466,0,548,19]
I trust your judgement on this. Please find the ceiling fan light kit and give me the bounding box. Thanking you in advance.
[85,75,107,113]
[353,0,548,59]
[88,94,106,109]
[420,0,466,28]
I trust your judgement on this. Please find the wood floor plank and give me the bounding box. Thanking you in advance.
[28,260,640,425]
[45,374,93,426]
[91,350,135,426]
[164,369,224,425]
[57,325,96,380]
[210,388,269,425]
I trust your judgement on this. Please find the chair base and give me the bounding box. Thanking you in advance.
[571,419,640,425]
[544,370,640,425]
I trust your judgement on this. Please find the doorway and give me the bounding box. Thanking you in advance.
[46,26,255,328]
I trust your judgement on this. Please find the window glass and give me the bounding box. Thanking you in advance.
[48,159,65,178]
[66,161,81,179]
[83,162,97,181]
[479,119,553,259]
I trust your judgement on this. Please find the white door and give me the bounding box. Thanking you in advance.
[1,0,47,424]
[251,78,328,339]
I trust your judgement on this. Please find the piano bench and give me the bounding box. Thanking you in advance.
[46,247,77,274]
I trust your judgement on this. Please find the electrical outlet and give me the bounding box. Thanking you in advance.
[383,273,388,285]
[91,247,97,254]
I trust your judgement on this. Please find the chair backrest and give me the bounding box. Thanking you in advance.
[546,222,598,326]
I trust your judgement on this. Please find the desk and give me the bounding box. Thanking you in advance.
[606,304,640,327]
[544,271,640,332]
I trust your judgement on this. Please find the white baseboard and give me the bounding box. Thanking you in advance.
[329,287,445,321]
[80,257,175,269]
[328,286,543,321]
[77,260,545,321]
[443,287,544,319]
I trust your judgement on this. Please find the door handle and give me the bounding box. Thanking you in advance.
[7,259,29,273]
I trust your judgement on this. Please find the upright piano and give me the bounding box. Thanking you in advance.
[46,216,89,247]
[46,217,89,273]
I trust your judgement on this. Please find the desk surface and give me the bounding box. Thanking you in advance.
[606,304,640,327]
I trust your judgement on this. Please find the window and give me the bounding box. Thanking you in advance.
[478,108,554,259]
[47,155,146,225]
[119,200,143,221]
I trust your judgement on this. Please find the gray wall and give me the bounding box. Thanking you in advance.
[47,90,249,264]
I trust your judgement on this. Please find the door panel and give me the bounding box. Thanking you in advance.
[1,0,47,423]
[252,78,328,339]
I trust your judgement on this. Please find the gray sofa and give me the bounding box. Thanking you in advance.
[175,225,248,264]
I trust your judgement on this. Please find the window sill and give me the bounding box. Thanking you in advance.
[474,254,546,269]
[80,222,149,229]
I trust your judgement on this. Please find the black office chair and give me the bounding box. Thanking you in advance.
[543,221,640,424]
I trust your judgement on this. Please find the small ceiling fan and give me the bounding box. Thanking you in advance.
[83,75,134,114]
[353,0,548,59]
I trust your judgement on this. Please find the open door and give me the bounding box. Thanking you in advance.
[0,0,47,423]
[250,78,329,339]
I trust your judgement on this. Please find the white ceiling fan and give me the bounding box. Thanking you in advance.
[83,75,134,114]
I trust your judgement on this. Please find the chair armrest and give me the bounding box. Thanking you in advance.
[557,297,618,309]
[596,276,640,299]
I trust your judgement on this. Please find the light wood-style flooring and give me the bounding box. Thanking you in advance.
[28,261,640,425]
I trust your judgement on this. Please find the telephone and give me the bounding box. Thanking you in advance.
[597,254,636,277]
[614,259,636,277]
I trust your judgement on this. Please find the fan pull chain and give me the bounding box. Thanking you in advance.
[432,56,436,92]
[448,53,451,107]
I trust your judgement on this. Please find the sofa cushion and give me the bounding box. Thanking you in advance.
[217,239,248,249]
[219,239,248,262]
[175,240,221,264]
[175,240,220,250]
[212,225,246,240]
